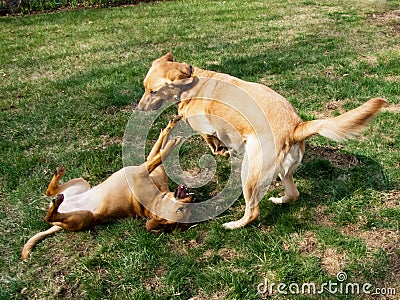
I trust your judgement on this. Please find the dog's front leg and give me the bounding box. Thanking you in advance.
[222,135,274,229]
[147,115,182,161]
[46,166,66,196]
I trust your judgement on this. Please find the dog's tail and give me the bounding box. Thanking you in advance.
[21,225,62,260]
[293,98,387,143]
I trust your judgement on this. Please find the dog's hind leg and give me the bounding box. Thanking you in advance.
[269,171,299,204]
[270,142,304,204]
[45,194,96,231]
[46,166,91,197]
[45,194,66,221]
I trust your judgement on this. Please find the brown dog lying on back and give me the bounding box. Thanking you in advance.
[22,116,194,259]
[137,53,387,229]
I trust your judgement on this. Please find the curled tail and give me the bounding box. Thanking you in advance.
[21,225,62,260]
[293,98,387,142]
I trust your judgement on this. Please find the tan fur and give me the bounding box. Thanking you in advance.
[137,53,387,229]
[293,98,387,142]
[22,117,193,260]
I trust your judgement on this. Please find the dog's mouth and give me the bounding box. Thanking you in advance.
[174,184,195,202]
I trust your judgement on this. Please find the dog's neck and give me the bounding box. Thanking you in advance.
[177,67,234,108]
[191,67,221,79]
[123,164,169,217]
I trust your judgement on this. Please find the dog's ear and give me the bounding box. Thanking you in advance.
[166,63,193,86]
[154,52,174,63]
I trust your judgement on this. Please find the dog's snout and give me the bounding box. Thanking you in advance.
[136,98,146,111]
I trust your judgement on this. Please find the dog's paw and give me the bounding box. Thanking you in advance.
[54,166,65,177]
[222,221,243,230]
[53,194,64,206]
[269,196,283,204]
[269,196,284,204]
[270,196,297,204]
[165,115,182,130]
[162,116,182,136]
[215,148,231,158]
[171,115,182,124]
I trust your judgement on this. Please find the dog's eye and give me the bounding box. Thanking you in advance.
[150,90,157,95]
[176,207,184,214]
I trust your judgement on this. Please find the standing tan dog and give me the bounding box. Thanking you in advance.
[137,52,387,229]
[22,116,194,259]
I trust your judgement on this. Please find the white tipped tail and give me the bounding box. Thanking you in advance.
[293,98,387,142]
[21,225,62,260]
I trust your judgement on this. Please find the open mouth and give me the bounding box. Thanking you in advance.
[174,184,195,202]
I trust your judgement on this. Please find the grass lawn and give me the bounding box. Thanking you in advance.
[1,0,400,298]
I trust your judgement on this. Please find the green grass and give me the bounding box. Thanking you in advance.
[1,0,400,299]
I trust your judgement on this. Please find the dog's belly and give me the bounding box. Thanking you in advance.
[57,190,100,214]
[57,174,130,214]
[185,113,245,153]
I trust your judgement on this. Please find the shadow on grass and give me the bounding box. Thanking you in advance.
[257,145,396,231]
[205,34,347,78]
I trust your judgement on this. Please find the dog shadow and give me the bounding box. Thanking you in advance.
[257,144,395,228]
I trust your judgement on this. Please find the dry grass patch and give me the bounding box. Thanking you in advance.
[143,266,167,292]
[197,247,244,263]
[341,225,399,254]
[321,247,348,276]
[388,252,400,291]
[99,135,123,149]
[169,232,207,256]
[189,290,228,300]
[303,145,360,169]
[311,205,335,227]
[369,9,400,34]
[360,55,379,66]
[381,190,400,209]
[283,231,348,276]
[285,231,322,257]
[311,98,349,118]
[217,248,243,262]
